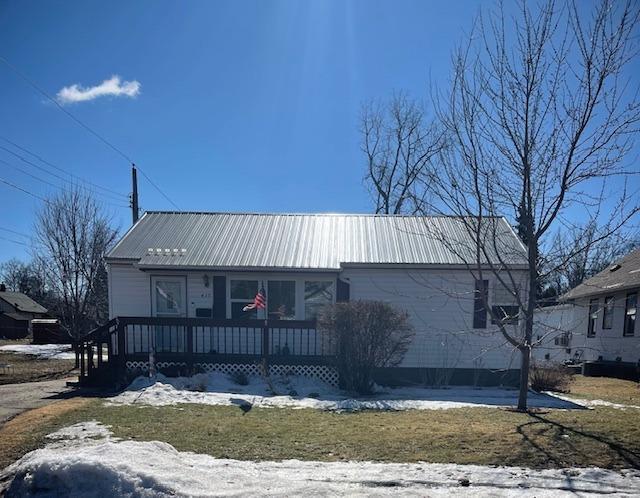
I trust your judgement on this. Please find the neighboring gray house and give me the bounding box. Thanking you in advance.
[88,211,529,386]
[0,287,48,339]
[561,248,640,370]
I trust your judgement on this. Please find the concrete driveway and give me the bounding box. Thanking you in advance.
[0,378,74,426]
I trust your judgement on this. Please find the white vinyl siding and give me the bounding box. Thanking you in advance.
[342,268,526,370]
[108,263,151,318]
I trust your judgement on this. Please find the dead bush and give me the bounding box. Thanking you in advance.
[529,363,571,393]
[318,300,414,394]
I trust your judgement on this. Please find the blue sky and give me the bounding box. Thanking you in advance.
[0,0,636,263]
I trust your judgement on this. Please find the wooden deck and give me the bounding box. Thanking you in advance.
[78,316,336,386]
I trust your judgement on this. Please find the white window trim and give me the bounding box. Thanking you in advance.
[225,273,337,320]
[151,275,188,317]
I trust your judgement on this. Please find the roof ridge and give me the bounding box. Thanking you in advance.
[143,210,508,219]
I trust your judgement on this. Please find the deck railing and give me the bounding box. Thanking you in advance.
[78,316,335,385]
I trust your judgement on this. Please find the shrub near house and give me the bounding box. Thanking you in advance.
[319,300,414,394]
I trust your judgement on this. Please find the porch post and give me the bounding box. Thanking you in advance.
[262,320,269,372]
[117,320,126,385]
[186,323,194,375]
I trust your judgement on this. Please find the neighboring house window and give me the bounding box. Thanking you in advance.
[473,279,488,329]
[554,332,570,347]
[267,280,296,320]
[304,281,334,320]
[624,292,637,337]
[602,296,614,330]
[587,298,599,337]
[230,280,259,319]
[491,305,519,325]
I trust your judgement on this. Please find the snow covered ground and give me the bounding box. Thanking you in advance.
[0,344,75,360]
[545,392,640,411]
[107,372,586,411]
[3,421,639,497]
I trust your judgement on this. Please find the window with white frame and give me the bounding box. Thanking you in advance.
[267,280,296,320]
[229,280,259,319]
[227,277,335,320]
[304,281,334,320]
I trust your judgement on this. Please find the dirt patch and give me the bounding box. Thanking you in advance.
[0,398,90,470]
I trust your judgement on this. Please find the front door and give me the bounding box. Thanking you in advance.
[151,276,186,353]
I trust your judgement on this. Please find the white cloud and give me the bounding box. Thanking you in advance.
[56,75,141,104]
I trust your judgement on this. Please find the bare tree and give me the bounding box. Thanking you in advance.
[361,93,443,214]
[425,0,640,410]
[543,221,640,296]
[33,188,118,340]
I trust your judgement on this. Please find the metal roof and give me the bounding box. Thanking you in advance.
[107,212,528,270]
[563,247,640,300]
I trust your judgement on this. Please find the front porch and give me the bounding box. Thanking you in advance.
[78,316,337,387]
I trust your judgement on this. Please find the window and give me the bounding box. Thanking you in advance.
[587,298,599,337]
[153,278,185,316]
[602,296,614,329]
[267,280,296,320]
[491,305,519,325]
[304,281,334,320]
[230,280,258,319]
[554,332,570,347]
[624,292,637,337]
[473,280,488,329]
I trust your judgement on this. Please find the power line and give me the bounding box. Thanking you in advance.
[0,157,130,209]
[0,235,29,247]
[0,136,129,199]
[0,226,30,239]
[0,56,180,210]
[0,177,47,202]
[137,167,179,210]
[0,145,127,204]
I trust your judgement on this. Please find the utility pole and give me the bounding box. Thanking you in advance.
[130,164,139,224]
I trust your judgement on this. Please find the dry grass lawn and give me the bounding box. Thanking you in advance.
[568,375,640,406]
[1,374,638,471]
[0,339,76,385]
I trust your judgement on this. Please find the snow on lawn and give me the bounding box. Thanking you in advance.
[107,372,585,411]
[544,392,640,411]
[0,344,75,360]
[4,421,639,497]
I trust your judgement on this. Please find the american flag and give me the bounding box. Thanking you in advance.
[243,287,266,311]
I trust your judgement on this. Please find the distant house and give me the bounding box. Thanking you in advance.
[0,286,49,339]
[80,211,529,387]
[560,247,640,378]
[532,304,585,364]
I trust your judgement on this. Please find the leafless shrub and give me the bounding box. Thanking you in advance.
[529,363,571,393]
[319,300,414,394]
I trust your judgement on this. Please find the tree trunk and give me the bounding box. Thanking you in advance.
[517,346,531,410]
[517,229,538,411]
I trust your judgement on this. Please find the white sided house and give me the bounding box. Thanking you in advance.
[560,248,640,379]
[81,212,529,387]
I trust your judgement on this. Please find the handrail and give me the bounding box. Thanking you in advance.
[111,316,317,328]
[81,317,119,342]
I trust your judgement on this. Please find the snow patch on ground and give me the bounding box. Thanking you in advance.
[545,392,640,411]
[107,372,584,411]
[4,429,640,497]
[46,421,114,444]
[0,344,75,360]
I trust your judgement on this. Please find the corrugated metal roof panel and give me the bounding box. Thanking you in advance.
[106,212,528,269]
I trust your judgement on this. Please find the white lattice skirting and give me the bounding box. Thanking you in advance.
[125,361,187,372]
[126,360,338,386]
[195,363,339,386]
